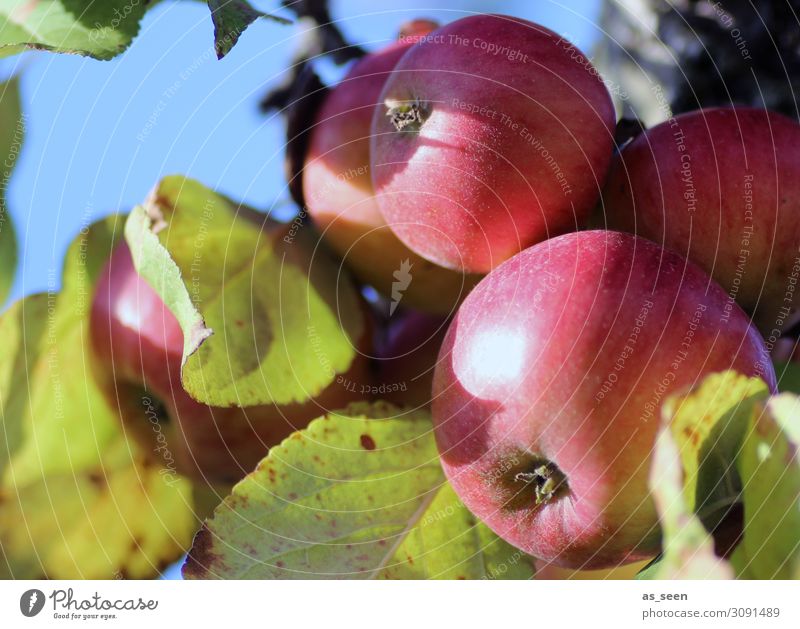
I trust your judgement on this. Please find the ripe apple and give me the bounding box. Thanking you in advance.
[431,230,776,569]
[602,107,800,338]
[534,559,650,580]
[370,14,616,274]
[90,237,371,484]
[304,19,479,314]
[372,310,449,408]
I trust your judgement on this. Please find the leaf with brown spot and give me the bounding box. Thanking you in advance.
[183,402,534,580]
[637,424,733,580]
[662,371,769,529]
[638,371,774,579]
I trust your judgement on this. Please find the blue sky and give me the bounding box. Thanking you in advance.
[0,0,601,305]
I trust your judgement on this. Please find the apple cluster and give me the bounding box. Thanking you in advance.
[304,13,790,569]
[91,13,796,572]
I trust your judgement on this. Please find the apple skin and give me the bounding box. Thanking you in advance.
[602,107,800,337]
[431,230,776,569]
[534,559,649,580]
[90,239,372,484]
[304,20,480,315]
[373,310,449,408]
[370,14,616,274]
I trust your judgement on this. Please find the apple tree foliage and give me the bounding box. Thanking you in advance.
[125,175,365,407]
[0,215,196,578]
[5,166,791,580]
[0,0,290,61]
[183,402,535,580]
[639,373,800,579]
[0,76,20,306]
[0,0,293,299]
[182,369,798,580]
[0,0,148,60]
[643,418,734,579]
[0,0,798,580]
[732,395,800,579]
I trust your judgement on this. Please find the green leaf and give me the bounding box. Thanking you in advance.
[638,422,733,579]
[0,216,196,578]
[0,75,22,306]
[207,0,290,59]
[1,217,122,486]
[774,360,800,395]
[662,371,769,529]
[124,203,212,371]
[183,402,534,580]
[125,175,365,408]
[0,0,148,60]
[637,371,770,579]
[733,394,800,579]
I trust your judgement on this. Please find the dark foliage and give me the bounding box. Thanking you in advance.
[651,1,798,118]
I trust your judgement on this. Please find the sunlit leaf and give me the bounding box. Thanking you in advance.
[637,371,769,579]
[0,0,148,60]
[638,423,733,579]
[183,402,534,580]
[0,216,196,578]
[125,175,365,408]
[662,371,768,529]
[732,394,800,579]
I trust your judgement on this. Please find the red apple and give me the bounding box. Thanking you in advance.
[432,230,775,569]
[534,559,649,580]
[372,310,449,408]
[90,236,371,484]
[370,14,616,274]
[602,107,800,338]
[304,19,479,314]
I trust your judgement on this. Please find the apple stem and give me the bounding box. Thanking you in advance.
[386,97,429,133]
[515,463,567,505]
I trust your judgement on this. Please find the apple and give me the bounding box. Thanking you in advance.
[304,19,479,315]
[534,559,650,580]
[370,14,616,274]
[602,107,800,338]
[90,237,372,484]
[431,230,776,569]
[372,310,449,408]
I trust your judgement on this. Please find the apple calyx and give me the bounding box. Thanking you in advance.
[385,97,429,133]
[515,462,567,506]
